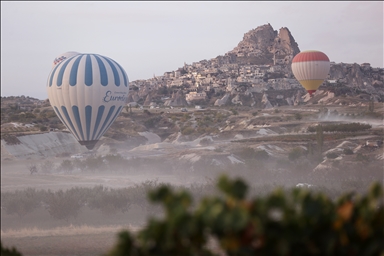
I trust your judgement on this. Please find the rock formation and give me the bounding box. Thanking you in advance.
[226,23,300,65]
[214,93,230,106]
[164,90,189,107]
[261,93,273,109]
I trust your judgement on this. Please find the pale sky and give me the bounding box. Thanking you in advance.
[1,1,383,100]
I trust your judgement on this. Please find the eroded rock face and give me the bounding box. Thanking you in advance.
[329,63,384,95]
[1,132,87,160]
[214,93,230,106]
[277,27,300,57]
[164,90,189,106]
[262,93,273,109]
[226,24,300,65]
[127,92,141,103]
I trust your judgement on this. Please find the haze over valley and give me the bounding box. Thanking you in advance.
[1,22,383,256]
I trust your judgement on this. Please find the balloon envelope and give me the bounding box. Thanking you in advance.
[291,50,330,97]
[47,53,129,150]
[52,51,81,68]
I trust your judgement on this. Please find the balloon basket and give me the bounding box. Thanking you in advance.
[79,140,98,150]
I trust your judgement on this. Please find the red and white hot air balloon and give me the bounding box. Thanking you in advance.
[291,50,330,97]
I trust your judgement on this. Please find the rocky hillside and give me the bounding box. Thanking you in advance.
[126,23,383,109]
[226,23,300,65]
[1,23,383,181]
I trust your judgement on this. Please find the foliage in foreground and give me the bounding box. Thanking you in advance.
[106,175,384,256]
[0,241,22,256]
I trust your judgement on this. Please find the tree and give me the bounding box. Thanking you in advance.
[45,189,83,222]
[368,98,374,112]
[294,112,302,120]
[72,158,87,172]
[85,156,105,172]
[316,124,324,154]
[88,187,132,216]
[288,147,304,162]
[105,175,384,256]
[40,160,55,173]
[39,125,48,132]
[0,241,22,256]
[2,188,40,219]
[28,164,38,175]
[58,159,73,173]
[230,108,238,115]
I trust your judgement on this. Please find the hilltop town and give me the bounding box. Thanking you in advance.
[127,24,383,108]
[2,24,383,112]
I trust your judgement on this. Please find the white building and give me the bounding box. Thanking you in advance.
[186,91,207,102]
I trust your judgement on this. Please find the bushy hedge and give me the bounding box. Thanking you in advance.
[307,123,372,133]
[105,175,383,256]
[0,241,22,256]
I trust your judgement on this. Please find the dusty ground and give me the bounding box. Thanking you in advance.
[1,160,188,256]
[1,103,383,256]
[2,227,132,256]
[1,161,187,192]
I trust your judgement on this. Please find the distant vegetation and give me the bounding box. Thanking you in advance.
[307,123,372,133]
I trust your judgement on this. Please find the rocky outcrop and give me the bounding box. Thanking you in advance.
[164,90,189,107]
[1,132,87,160]
[226,23,300,65]
[261,93,273,109]
[329,63,384,95]
[214,93,230,106]
[126,91,141,104]
[231,94,243,105]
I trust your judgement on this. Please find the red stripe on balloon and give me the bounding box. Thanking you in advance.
[292,51,329,63]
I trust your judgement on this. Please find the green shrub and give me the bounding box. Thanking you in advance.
[40,160,55,173]
[326,152,339,159]
[199,138,213,146]
[87,186,131,216]
[39,125,48,132]
[105,175,384,256]
[0,241,22,256]
[356,153,369,162]
[143,116,162,129]
[45,189,83,222]
[307,123,372,133]
[343,148,354,155]
[294,112,302,120]
[58,159,74,173]
[288,147,305,162]
[85,156,106,172]
[1,188,40,218]
[181,126,195,135]
[254,149,269,160]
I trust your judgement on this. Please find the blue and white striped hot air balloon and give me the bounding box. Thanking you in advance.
[47,53,129,150]
[52,51,81,68]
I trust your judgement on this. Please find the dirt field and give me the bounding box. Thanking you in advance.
[1,160,187,256]
[1,159,196,193]
[2,227,132,256]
